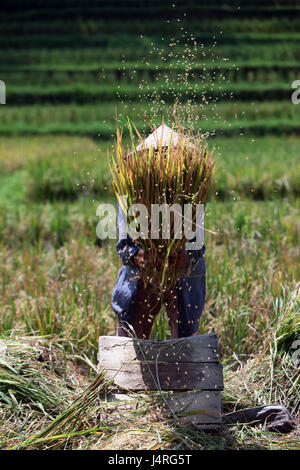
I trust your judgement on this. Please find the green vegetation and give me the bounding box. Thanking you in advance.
[2,42,300,66]
[1,135,298,202]
[0,0,299,451]
[1,1,299,138]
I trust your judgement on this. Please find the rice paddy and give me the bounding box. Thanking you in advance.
[0,0,299,451]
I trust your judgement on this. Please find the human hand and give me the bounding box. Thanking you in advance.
[173,251,189,269]
[132,249,145,268]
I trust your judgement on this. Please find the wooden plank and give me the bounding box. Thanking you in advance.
[162,390,222,425]
[98,361,223,391]
[188,423,222,432]
[98,334,219,365]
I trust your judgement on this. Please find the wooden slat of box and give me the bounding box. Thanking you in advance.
[98,333,219,364]
[164,390,222,425]
[98,335,223,392]
[105,390,222,427]
[98,361,223,391]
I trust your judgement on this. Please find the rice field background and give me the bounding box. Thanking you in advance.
[0,0,299,450]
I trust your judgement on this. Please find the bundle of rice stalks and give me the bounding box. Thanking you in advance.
[110,120,215,292]
[0,336,71,416]
[17,371,113,450]
[0,334,114,450]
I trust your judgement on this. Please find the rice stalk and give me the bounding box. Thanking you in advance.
[0,336,70,416]
[11,370,114,449]
[110,119,215,294]
[223,284,300,416]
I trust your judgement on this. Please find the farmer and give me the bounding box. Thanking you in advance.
[111,125,206,339]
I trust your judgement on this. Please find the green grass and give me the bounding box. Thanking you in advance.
[1,31,300,49]
[0,135,298,201]
[2,42,300,66]
[3,81,294,107]
[212,135,300,198]
[1,119,300,140]
[1,17,300,36]
[1,61,299,87]
[1,101,300,128]
[0,136,112,201]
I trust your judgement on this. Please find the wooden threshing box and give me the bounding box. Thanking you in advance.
[98,333,223,428]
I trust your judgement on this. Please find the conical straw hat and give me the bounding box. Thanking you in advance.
[136,124,180,151]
